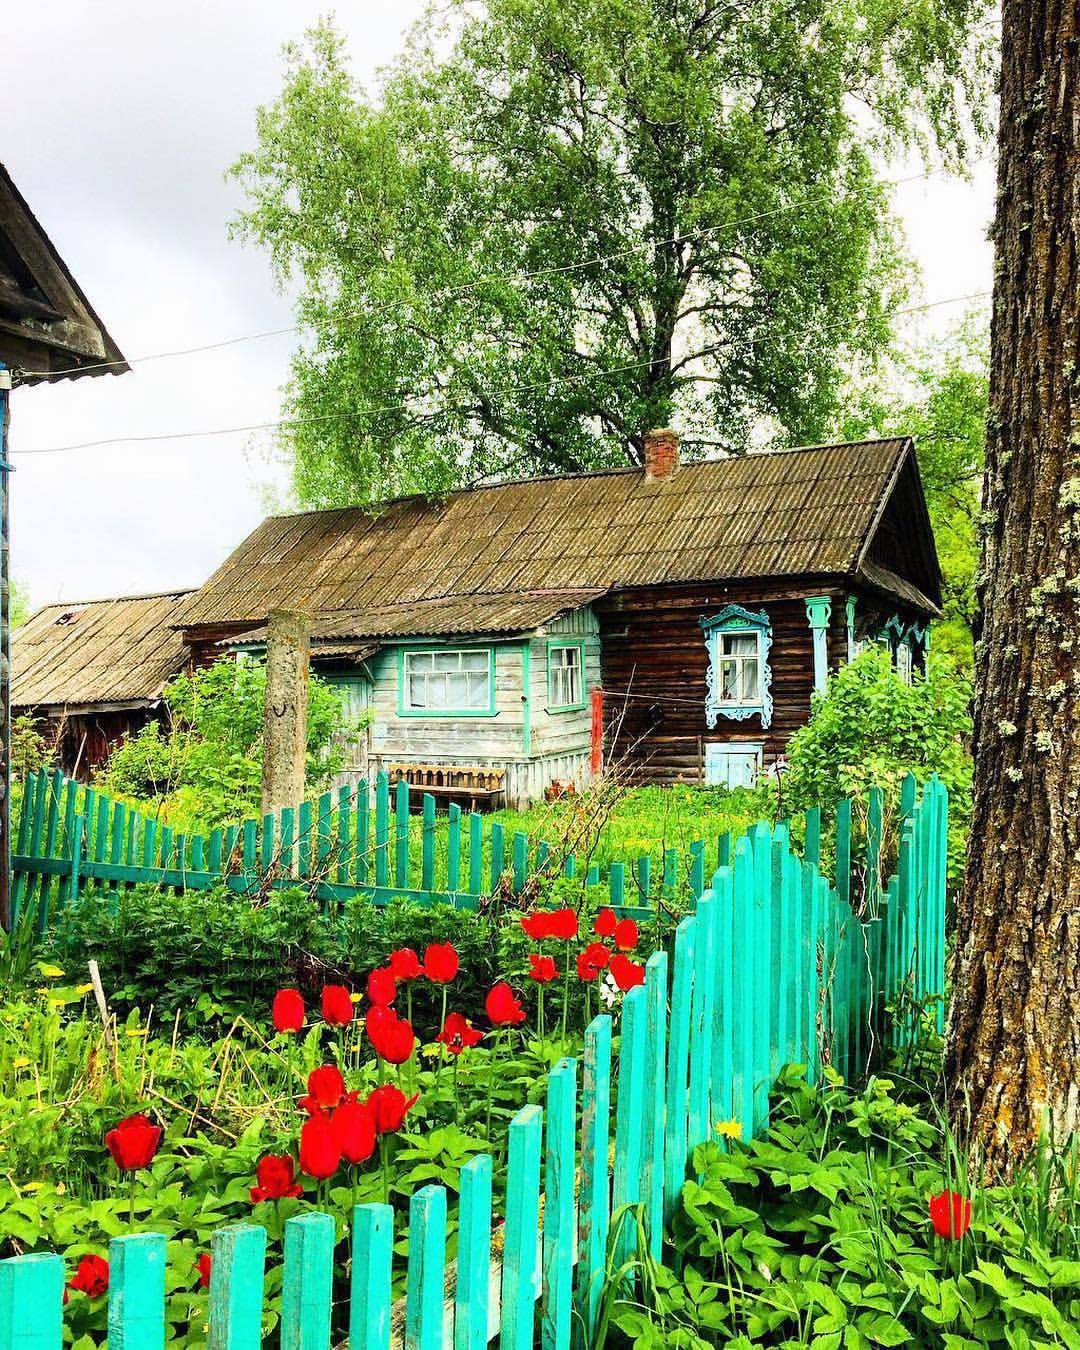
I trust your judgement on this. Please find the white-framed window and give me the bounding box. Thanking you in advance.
[401,648,493,714]
[548,643,584,710]
[705,742,763,789]
[716,630,762,707]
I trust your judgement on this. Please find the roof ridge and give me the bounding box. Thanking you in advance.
[265,438,912,523]
[31,587,196,612]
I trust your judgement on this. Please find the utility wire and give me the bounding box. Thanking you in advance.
[13,289,991,458]
[17,164,973,381]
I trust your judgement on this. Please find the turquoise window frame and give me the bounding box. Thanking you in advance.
[396,645,499,718]
[546,638,587,713]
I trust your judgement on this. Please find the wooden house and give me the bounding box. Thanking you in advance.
[12,590,193,777]
[174,432,940,807]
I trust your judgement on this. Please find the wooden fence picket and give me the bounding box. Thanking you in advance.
[350,1204,393,1350]
[208,1223,266,1350]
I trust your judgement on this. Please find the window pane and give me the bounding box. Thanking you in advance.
[408,675,427,706]
[461,650,489,671]
[410,652,434,672]
[467,673,488,708]
[742,661,760,702]
[728,634,758,656]
[720,659,739,701]
[447,673,468,705]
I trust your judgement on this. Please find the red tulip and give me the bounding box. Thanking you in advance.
[929,1190,972,1239]
[271,988,305,1034]
[613,918,638,951]
[250,1153,303,1203]
[527,953,558,983]
[610,954,646,991]
[436,1012,483,1055]
[485,981,526,1026]
[68,1254,109,1299]
[521,912,552,941]
[423,942,460,984]
[366,966,397,1007]
[389,947,423,981]
[105,1113,162,1172]
[368,1010,415,1064]
[593,908,618,939]
[194,1253,211,1290]
[321,984,354,1026]
[577,950,602,982]
[299,1064,350,1116]
[367,1083,418,1135]
[583,941,611,971]
[299,1114,342,1179]
[547,908,579,940]
[331,1099,377,1165]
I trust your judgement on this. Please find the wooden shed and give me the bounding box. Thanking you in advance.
[12,590,193,778]
[175,433,940,806]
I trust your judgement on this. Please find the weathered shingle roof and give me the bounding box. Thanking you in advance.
[178,438,934,632]
[220,590,605,647]
[13,590,193,710]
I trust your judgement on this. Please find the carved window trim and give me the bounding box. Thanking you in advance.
[701,605,773,729]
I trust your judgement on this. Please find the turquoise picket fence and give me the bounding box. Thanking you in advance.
[11,769,757,930]
[0,779,948,1347]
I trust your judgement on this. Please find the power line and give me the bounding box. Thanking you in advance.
[16,164,970,381]
[12,289,991,457]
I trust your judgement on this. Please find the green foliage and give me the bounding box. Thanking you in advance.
[784,648,972,883]
[230,0,993,507]
[839,315,988,668]
[601,1071,1080,1349]
[99,656,362,827]
[11,713,53,779]
[10,576,30,629]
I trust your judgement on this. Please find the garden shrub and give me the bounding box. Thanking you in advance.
[784,647,972,885]
[98,656,365,827]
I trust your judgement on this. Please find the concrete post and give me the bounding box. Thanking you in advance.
[261,609,311,819]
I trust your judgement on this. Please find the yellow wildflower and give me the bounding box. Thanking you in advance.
[22,1182,44,1193]
[349,992,363,1003]
[75,983,95,996]
[126,1028,149,1038]
[714,1118,743,1141]
[38,964,65,979]
[12,1056,30,1069]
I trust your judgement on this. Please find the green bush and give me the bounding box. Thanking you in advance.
[99,656,366,827]
[784,648,972,885]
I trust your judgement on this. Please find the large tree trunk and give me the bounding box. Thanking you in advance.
[945,0,1080,1168]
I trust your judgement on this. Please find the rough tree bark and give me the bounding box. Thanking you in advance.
[945,0,1080,1168]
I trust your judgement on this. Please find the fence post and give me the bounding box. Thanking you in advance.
[281,1212,335,1350]
[351,1204,393,1350]
[613,986,648,1265]
[456,1157,492,1350]
[109,1232,167,1350]
[542,1058,577,1350]
[732,839,756,1131]
[209,1223,266,1350]
[577,1016,611,1344]
[421,794,436,892]
[395,780,410,890]
[500,1105,542,1350]
[709,867,735,1133]
[0,1253,63,1350]
[835,798,851,908]
[664,916,696,1218]
[405,1185,447,1350]
[688,892,715,1145]
[643,951,668,1259]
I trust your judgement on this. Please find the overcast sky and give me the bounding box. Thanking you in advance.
[4,3,996,610]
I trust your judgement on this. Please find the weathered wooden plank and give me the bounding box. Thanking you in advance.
[351,1204,393,1350]
[455,1156,492,1350]
[612,985,647,1265]
[688,891,715,1145]
[447,803,462,894]
[664,915,695,1218]
[421,795,436,892]
[732,839,756,1132]
[108,1232,166,1350]
[468,813,483,895]
[208,1222,267,1350]
[405,1185,447,1350]
[500,1105,542,1350]
[355,785,369,885]
[835,797,852,908]
[512,833,527,894]
[541,1058,577,1350]
[642,951,667,1259]
[337,785,352,884]
[577,1016,611,1344]
[281,1211,335,1350]
[490,822,505,892]
[709,867,735,1135]
[608,861,625,907]
[395,780,410,890]
[0,1252,63,1349]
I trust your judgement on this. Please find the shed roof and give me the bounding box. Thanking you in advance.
[0,162,127,384]
[13,590,193,711]
[178,438,939,634]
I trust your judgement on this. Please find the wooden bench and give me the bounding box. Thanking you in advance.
[387,763,507,812]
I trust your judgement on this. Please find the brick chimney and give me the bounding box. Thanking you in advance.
[643,426,680,480]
